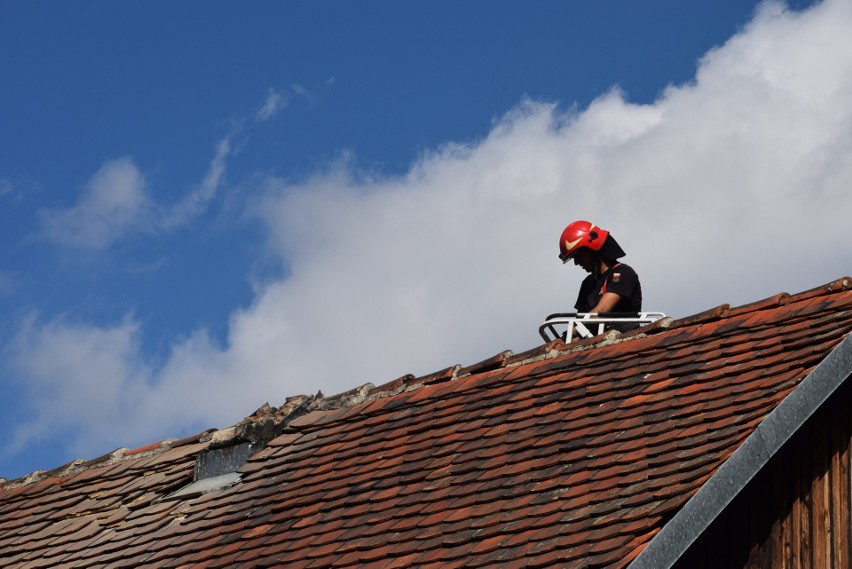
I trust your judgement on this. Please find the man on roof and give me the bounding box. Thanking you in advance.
[559,220,642,332]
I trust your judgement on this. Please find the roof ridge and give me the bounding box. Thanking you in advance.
[3,277,849,489]
[0,428,217,489]
[277,277,852,433]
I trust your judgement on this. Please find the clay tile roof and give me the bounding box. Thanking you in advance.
[2,277,852,568]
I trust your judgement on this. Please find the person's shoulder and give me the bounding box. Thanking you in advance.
[608,263,636,275]
[609,263,639,287]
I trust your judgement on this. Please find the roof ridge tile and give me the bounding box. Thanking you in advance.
[723,292,791,318]
[622,316,674,339]
[125,438,180,457]
[416,365,461,386]
[457,351,512,378]
[367,374,416,398]
[504,339,566,367]
[786,276,851,303]
[666,304,730,330]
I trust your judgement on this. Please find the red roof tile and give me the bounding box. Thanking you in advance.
[1,277,851,568]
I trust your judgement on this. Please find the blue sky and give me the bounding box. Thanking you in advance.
[3,0,848,480]
[2,1,751,349]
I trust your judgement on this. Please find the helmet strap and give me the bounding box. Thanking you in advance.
[594,254,611,277]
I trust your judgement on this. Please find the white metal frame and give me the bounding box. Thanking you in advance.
[539,312,667,343]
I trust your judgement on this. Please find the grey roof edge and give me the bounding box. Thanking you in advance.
[628,332,852,569]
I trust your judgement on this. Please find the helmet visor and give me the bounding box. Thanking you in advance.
[559,251,573,263]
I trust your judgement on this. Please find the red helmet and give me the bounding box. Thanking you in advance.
[558,220,624,263]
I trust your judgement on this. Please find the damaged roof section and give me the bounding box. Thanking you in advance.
[0,277,850,568]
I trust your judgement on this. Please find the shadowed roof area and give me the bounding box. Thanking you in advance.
[1,277,851,568]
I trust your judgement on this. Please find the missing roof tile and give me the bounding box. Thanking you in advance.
[164,442,261,500]
[195,442,259,481]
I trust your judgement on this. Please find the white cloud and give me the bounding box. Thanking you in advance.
[7,0,852,464]
[254,81,334,123]
[3,315,153,456]
[256,88,289,122]
[160,135,232,230]
[37,82,330,251]
[35,158,152,249]
[0,178,11,196]
[35,135,233,249]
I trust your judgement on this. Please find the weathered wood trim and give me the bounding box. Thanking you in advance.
[830,385,851,568]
